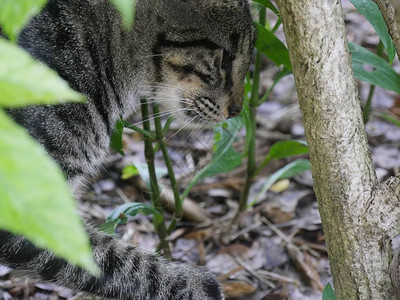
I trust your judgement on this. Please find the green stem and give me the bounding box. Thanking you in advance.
[236,6,266,218]
[125,123,156,139]
[363,40,384,124]
[140,99,170,257]
[152,103,183,232]
[163,117,174,135]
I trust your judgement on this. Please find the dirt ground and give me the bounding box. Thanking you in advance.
[2,1,400,299]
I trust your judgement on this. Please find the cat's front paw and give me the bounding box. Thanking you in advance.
[165,263,224,300]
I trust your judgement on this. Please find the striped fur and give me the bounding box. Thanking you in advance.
[1,0,255,299]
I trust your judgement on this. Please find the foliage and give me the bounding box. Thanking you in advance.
[254,22,292,70]
[322,283,337,300]
[0,39,83,106]
[349,42,400,94]
[101,202,162,234]
[348,0,396,63]
[110,0,136,29]
[0,1,95,273]
[0,0,47,41]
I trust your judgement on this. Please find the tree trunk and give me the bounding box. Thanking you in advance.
[274,0,400,299]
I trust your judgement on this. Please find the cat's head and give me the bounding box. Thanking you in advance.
[136,0,256,124]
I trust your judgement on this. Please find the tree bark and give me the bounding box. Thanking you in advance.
[274,0,400,299]
[372,0,400,59]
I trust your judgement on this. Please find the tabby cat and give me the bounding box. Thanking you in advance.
[1,0,255,299]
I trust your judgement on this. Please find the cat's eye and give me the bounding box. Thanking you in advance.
[221,49,234,70]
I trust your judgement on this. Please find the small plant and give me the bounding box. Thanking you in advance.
[103,0,400,297]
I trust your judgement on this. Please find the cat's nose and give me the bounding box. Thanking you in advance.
[228,103,242,118]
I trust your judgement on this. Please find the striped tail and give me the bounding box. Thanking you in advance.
[0,227,223,300]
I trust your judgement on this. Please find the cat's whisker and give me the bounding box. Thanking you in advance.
[186,117,203,141]
[145,98,192,105]
[164,115,199,143]
[129,108,194,127]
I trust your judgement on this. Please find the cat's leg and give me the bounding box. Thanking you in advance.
[0,228,223,300]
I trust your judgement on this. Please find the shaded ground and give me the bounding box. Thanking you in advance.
[2,1,400,299]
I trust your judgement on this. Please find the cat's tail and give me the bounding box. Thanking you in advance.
[0,227,224,300]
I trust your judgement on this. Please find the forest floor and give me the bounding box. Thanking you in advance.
[2,1,400,299]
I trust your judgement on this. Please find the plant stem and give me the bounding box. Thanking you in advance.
[363,40,384,123]
[236,6,266,217]
[140,99,170,256]
[125,123,156,139]
[152,103,183,233]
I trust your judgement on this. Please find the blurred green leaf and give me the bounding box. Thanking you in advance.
[251,159,311,206]
[110,0,136,29]
[349,42,400,94]
[375,112,400,127]
[110,118,125,155]
[0,39,83,107]
[349,0,396,63]
[0,110,96,274]
[252,0,279,15]
[121,165,140,180]
[255,22,292,71]
[0,0,47,41]
[322,283,337,300]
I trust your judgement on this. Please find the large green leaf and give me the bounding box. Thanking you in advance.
[0,39,83,107]
[110,0,136,29]
[0,0,47,41]
[251,159,311,206]
[349,0,396,63]
[255,22,292,71]
[252,0,279,15]
[322,283,337,300]
[0,110,95,273]
[349,42,400,94]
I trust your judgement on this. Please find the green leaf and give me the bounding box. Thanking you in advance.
[251,159,311,206]
[349,42,400,94]
[104,202,163,233]
[322,283,337,300]
[257,140,308,174]
[0,110,96,273]
[201,117,243,179]
[252,0,279,15]
[110,0,136,29]
[110,118,125,155]
[0,39,83,107]
[181,117,243,199]
[121,165,140,180]
[0,0,47,41]
[255,22,292,71]
[376,112,400,127]
[349,0,396,63]
[268,140,309,160]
